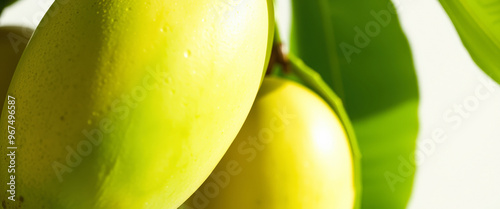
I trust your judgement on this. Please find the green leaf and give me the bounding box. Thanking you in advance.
[289,0,420,208]
[287,54,363,209]
[440,0,500,84]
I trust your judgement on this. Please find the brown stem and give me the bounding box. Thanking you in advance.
[266,43,291,75]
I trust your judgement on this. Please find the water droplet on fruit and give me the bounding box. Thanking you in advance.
[184,50,191,58]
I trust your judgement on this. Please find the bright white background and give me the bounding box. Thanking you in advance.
[2,0,500,208]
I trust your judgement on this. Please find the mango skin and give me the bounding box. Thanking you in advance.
[182,77,355,209]
[0,0,273,208]
[0,26,33,111]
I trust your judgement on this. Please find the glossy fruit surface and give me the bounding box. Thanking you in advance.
[0,0,273,208]
[182,77,355,209]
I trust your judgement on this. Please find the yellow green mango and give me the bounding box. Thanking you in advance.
[182,77,355,209]
[0,0,273,208]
